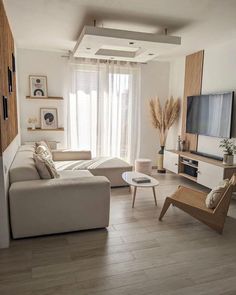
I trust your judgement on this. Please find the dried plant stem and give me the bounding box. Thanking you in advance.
[149,97,180,146]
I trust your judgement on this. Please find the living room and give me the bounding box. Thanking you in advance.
[1,0,236,294]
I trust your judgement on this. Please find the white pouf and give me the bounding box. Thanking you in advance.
[135,158,152,175]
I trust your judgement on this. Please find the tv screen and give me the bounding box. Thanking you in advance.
[186,92,234,138]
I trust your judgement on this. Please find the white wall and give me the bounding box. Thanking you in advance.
[168,40,236,161]
[166,57,185,149]
[17,49,68,148]
[140,61,170,165]
[198,39,236,158]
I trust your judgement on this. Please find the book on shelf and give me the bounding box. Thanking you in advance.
[132,177,151,184]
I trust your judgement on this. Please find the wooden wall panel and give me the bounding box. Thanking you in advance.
[0,0,18,154]
[181,50,204,151]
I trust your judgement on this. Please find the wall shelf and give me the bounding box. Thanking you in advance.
[26,96,63,100]
[27,128,64,131]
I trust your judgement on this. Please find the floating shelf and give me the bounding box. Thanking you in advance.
[179,173,197,182]
[26,96,63,100]
[27,127,64,131]
[180,161,198,169]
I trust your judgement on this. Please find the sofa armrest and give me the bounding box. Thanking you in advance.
[9,176,110,238]
[52,150,92,161]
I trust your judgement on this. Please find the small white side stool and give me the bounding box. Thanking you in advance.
[135,158,152,175]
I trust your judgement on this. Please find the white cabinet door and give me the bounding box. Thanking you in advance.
[164,151,179,174]
[197,161,224,189]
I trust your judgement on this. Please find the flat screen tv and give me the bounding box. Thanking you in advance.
[186,92,234,138]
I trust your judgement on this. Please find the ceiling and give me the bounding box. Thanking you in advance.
[3,0,236,60]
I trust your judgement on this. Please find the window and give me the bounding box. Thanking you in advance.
[68,61,140,163]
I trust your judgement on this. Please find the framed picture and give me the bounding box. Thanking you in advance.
[40,108,58,129]
[29,75,48,98]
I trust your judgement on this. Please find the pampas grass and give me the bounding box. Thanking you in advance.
[149,97,180,146]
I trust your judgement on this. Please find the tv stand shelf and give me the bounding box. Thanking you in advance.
[164,150,236,189]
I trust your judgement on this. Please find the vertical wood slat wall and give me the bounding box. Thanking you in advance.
[0,0,18,155]
[181,50,204,151]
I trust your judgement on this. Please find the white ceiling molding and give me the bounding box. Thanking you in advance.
[73,26,181,62]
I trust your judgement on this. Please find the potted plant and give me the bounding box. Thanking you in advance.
[219,139,236,165]
[149,97,180,173]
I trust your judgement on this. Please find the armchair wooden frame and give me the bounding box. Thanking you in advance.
[159,174,236,234]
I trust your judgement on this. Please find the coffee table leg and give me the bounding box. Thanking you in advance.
[152,187,157,206]
[132,186,137,208]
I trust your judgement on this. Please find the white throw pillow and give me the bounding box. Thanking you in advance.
[205,179,229,209]
[33,153,59,179]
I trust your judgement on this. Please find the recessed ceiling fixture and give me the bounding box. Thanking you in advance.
[73,26,181,62]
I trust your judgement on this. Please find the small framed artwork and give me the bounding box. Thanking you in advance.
[12,53,16,73]
[40,108,58,129]
[2,96,8,120]
[29,75,48,98]
[8,67,12,93]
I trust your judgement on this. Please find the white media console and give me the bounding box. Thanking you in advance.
[164,150,236,189]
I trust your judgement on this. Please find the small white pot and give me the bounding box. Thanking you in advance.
[223,154,234,165]
[31,123,36,130]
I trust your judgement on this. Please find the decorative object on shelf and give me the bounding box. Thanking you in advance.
[180,139,185,151]
[177,135,181,151]
[29,75,48,98]
[40,108,58,130]
[27,117,37,130]
[149,96,180,173]
[219,138,236,166]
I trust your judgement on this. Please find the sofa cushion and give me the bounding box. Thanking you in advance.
[54,157,131,171]
[54,157,132,187]
[34,153,59,179]
[18,144,35,152]
[10,149,40,184]
[59,170,93,179]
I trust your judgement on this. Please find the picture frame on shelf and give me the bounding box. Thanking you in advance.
[29,75,48,98]
[40,108,58,129]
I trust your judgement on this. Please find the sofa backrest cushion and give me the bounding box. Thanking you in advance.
[10,145,40,184]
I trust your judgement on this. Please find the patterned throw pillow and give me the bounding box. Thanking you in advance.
[205,179,229,209]
[33,153,60,179]
[36,144,52,159]
[36,141,52,158]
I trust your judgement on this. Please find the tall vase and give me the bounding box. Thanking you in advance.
[157,146,166,173]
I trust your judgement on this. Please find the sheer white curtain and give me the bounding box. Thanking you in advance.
[67,59,140,163]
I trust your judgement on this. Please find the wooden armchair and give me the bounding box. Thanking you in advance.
[159,174,236,234]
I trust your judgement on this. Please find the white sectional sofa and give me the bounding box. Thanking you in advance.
[9,145,110,238]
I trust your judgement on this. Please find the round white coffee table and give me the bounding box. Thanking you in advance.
[122,171,159,208]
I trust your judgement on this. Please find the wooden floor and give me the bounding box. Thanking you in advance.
[1,172,236,295]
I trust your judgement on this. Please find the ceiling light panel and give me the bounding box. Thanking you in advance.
[73,26,181,62]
